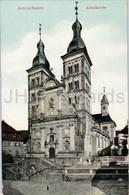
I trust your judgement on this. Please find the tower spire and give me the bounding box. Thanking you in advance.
[32,24,50,69]
[75,1,78,20]
[39,23,42,40]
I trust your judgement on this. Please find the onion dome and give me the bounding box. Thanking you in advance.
[101,95,109,105]
[32,24,50,69]
[101,87,109,105]
[67,2,86,53]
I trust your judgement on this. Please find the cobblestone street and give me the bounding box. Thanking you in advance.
[3,180,128,195]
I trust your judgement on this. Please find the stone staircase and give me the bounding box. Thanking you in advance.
[3,157,65,181]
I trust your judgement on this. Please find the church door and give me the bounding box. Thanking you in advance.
[49,147,55,158]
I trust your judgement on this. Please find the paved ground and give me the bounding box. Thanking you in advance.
[3,180,128,195]
[3,180,23,195]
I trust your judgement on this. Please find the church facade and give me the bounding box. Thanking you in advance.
[26,5,116,159]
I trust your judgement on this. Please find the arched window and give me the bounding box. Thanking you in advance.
[71,82,73,90]
[75,81,79,89]
[32,106,35,115]
[31,93,36,101]
[75,81,77,89]
[103,126,108,130]
[31,79,35,86]
[36,77,39,85]
[74,64,79,73]
[50,134,54,142]
[68,67,70,75]
[77,64,79,72]
[69,98,71,104]
[68,83,71,91]
[69,83,73,90]
[75,96,79,104]
[70,66,73,74]
[68,66,73,74]
[76,81,79,89]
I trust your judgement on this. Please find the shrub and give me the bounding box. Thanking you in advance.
[2,152,14,163]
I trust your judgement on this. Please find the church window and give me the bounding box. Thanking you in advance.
[68,67,70,75]
[75,81,79,89]
[71,82,73,89]
[32,106,35,115]
[68,66,73,74]
[70,66,73,74]
[74,64,79,73]
[69,82,73,91]
[36,77,39,85]
[75,96,77,104]
[31,79,35,86]
[103,106,106,110]
[69,98,71,104]
[31,93,36,101]
[74,65,76,72]
[103,126,108,130]
[77,64,79,72]
[75,96,79,104]
[77,81,79,89]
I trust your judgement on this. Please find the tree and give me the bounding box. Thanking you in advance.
[2,152,14,163]
[122,139,128,156]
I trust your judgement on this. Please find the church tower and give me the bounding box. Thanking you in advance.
[101,87,109,116]
[26,25,58,153]
[61,3,93,156]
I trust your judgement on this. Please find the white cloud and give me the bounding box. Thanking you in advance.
[2,21,127,129]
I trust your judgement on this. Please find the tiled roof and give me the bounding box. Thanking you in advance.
[2,120,16,133]
[2,120,24,142]
[92,114,116,127]
[117,125,128,135]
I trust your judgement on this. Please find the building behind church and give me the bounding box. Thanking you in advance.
[26,4,116,160]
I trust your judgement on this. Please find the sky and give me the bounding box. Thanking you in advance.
[1,0,127,130]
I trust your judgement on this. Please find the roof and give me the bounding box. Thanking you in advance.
[2,120,24,142]
[117,125,128,135]
[92,114,116,127]
[101,94,109,105]
[2,120,16,133]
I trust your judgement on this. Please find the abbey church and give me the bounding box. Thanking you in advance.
[26,4,116,159]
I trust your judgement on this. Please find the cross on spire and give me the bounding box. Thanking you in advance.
[75,1,78,20]
[39,24,42,39]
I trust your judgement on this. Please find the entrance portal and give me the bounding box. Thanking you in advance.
[49,147,55,158]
